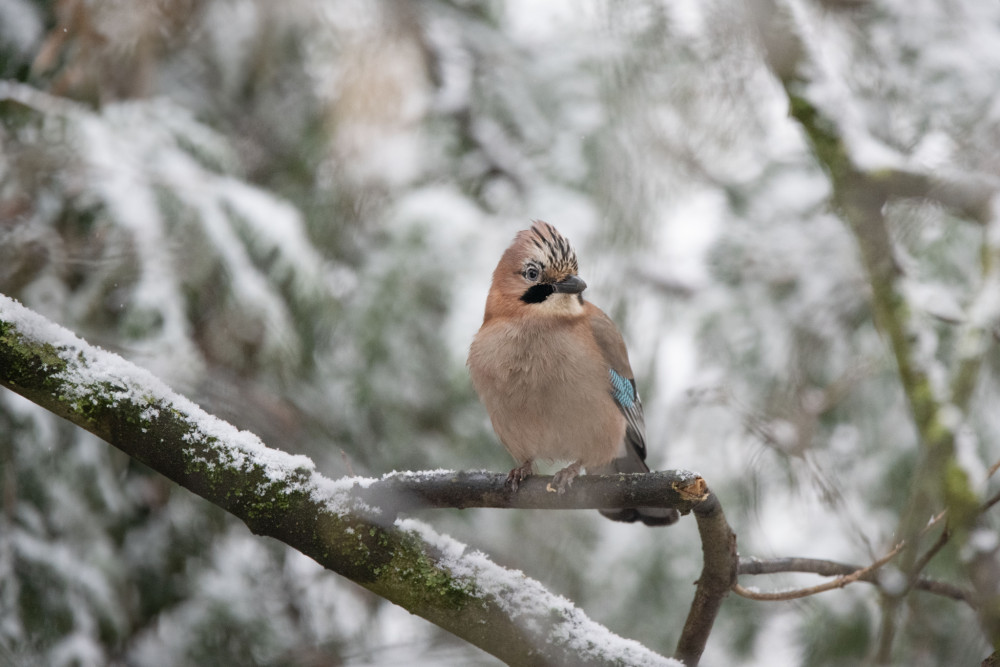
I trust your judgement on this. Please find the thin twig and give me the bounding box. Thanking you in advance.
[734,511,950,603]
[733,542,905,602]
[903,522,951,596]
[983,489,1000,514]
[978,458,1000,513]
[737,556,971,603]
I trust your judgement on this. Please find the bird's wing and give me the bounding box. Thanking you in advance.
[586,305,648,468]
[588,304,678,526]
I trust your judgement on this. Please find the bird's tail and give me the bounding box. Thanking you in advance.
[590,452,680,527]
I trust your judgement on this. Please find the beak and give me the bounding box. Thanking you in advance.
[552,275,587,294]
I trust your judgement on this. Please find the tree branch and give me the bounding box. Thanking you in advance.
[752,0,1000,654]
[675,489,738,666]
[734,542,905,602]
[0,294,700,666]
[734,514,960,605]
[737,556,971,603]
[352,468,707,515]
[873,167,1000,227]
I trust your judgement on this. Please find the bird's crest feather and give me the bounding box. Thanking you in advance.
[523,220,579,280]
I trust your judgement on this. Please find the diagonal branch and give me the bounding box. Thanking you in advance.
[0,294,704,666]
[752,0,1000,654]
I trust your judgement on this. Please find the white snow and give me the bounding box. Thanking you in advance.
[4,0,1000,663]
[396,518,683,666]
[965,529,1000,557]
[2,290,687,663]
[0,0,43,56]
[0,294,316,486]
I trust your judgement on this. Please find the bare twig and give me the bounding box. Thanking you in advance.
[734,511,951,603]
[979,458,1000,529]
[903,523,951,596]
[737,556,971,603]
[733,542,905,602]
[983,489,1000,514]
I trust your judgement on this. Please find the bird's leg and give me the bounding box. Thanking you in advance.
[506,460,534,492]
[548,461,582,495]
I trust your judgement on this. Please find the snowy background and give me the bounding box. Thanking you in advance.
[1,0,999,665]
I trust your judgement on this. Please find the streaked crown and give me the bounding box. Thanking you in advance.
[482,220,585,321]
[520,220,579,281]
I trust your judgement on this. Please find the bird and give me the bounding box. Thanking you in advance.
[467,221,679,526]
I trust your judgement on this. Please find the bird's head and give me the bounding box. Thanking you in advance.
[484,221,588,321]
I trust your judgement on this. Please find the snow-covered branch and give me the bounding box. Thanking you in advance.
[753,0,1000,654]
[0,294,718,665]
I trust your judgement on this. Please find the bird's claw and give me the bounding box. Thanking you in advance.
[506,461,533,492]
[548,462,582,495]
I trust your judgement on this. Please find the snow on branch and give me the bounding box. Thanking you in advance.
[0,293,692,666]
[762,0,1000,529]
[753,1,1000,652]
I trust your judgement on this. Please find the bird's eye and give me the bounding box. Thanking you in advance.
[523,266,540,282]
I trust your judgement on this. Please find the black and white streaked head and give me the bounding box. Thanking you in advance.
[483,220,588,321]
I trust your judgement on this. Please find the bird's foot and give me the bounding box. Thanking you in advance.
[506,461,534,492]
[547,461,582,495]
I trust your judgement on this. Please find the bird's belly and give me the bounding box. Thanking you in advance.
[474,360,625,468]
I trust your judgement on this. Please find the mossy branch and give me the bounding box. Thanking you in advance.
[0,295,742,666]
[753,0,1000,654]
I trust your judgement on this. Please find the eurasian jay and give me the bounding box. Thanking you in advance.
[467,221,679,526]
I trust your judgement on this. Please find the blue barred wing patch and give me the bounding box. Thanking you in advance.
[608,368,647,460]
[609,369,636,410]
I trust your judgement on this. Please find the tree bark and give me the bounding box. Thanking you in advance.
[675,492,737,666]
[1,294,736,666]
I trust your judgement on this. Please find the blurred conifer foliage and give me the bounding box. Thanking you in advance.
[1,0,999,664]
